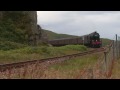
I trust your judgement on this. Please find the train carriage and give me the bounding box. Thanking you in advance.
[77,37,83,44]
[48,31,101,48]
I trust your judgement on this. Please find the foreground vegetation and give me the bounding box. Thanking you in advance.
[0,53,101,79]
[42,53,100,79]
[111,60,120,79]
[0,45,87,64]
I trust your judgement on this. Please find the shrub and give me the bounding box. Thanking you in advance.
[0,41,26,51]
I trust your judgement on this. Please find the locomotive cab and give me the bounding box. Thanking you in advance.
[90,32,101,48]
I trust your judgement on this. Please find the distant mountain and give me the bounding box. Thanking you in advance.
[43,29,78,40]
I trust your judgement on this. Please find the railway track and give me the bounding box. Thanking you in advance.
[0,48,105,72]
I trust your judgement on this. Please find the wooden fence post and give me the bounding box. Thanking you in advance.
[113,40,115,60]
[116,34,118,59]
[117,36,120,58]
[104,51,107,76]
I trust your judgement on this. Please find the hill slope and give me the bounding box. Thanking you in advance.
[44,29,111,46]
[101,38,111,47]
[43,29,78,40]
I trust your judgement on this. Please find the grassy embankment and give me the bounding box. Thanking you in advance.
[0,45,87,64]
[0,52,101,79]
[41,53,101,79]
[111,60,120,79]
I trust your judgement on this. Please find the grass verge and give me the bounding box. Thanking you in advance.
[0,45,87,64]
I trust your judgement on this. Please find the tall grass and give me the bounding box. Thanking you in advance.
[41,53,100,79]
[111,60,120,79]
[0,53,101,79]
[0,41,27,51]
[0,45,87,64]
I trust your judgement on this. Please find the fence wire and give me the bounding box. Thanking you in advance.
[96,34,120,78]
[80,34,120,79]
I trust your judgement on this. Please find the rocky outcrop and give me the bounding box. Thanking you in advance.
[37,25,48,44]
[0,11,48,46]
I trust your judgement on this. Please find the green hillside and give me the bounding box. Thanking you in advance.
[101,38,111,47]
[44,29,111,47]
[43,29,78,40]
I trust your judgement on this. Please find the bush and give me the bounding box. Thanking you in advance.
[0,45,88,64]
[0,12,32,45]
[0,41,26,51]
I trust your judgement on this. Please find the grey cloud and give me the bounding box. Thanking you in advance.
[37,11,120,39]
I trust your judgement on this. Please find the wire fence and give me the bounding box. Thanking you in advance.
[80,34,120,79]
[92,34,120,79]
[103,35,120,78]
[97,41,115,78]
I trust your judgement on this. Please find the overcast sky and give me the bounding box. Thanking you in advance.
[37,11,120,39]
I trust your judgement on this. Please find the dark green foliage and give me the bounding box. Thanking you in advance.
[0,12,32,50]
[0,20,27,43]
[0,41,26,51]
[3,11,31,28]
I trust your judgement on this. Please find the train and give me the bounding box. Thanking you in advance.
[48,31,102,48]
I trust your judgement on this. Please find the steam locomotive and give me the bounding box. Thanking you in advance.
[49,31,102,48]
